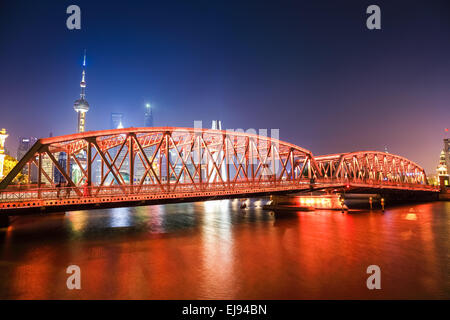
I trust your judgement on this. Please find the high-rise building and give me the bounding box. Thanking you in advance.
[444,138,450,168]
[438,138,450,187]
[211,120,222,130]
[17,137,38,160]
[0,128,8,179]
[54,152,67,184]
[108,113,126,184]
[17,136,38,182]
[111,113,124,129]
[134,103,154,183]
[38,153,53,185]
[73,50,90,133]
[144,103,153,127]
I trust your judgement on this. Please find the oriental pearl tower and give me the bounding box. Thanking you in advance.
[73,50,89,133]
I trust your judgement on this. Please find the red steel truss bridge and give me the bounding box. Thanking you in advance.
[0,127,439,214]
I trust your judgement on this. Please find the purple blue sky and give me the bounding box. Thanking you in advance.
[0,0,449,173]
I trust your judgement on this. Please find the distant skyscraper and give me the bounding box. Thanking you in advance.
[111,113,124,129]
[17,136,38,182]
[41,154,54,185]
[136,103,154,183]
[144,103,153,127]
[109,112,126,183]
[438,138,450,187]
[0,128,8,179]
[17,137,38,160]
[444,138,450,169]
[73,50,90,133]
[54,152,67,184]
[135,104,155,182]
[211,120,222,130]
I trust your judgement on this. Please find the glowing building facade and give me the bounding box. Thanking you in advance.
[144,103,153,127]
[17,136,38,182]
[111,113,124,129]
[0,128,8,179]
[17,137,38,160]
[437,138,450,187]
[135,104,154,182]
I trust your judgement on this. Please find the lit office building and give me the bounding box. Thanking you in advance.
[0,128,8,180]
[17,136,38,182]
[144,103,153,127]
[437,138,450,187]
[111,112,124,129]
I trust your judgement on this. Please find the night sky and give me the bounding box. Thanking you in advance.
[0,0,449,173]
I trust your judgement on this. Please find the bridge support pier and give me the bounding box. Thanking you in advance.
[0,215,10,228]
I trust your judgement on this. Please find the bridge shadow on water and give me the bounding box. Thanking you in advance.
[1,197,430,244]
[1,198,290,244]
[1,196,437,245]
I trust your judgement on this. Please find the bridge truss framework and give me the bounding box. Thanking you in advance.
[0,127,437,213]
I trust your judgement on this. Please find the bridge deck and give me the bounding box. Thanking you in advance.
[0,179,439,215]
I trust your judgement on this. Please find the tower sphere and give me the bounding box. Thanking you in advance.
[74,98,89,112]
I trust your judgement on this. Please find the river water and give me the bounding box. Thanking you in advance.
[0,199,448,299]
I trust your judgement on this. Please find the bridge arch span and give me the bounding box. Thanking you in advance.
[0,127,320,192]
[315,151,427,185]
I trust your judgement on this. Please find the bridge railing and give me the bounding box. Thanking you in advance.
[0,179,315,203]
[313,177,438,191]
[0,176,438,205]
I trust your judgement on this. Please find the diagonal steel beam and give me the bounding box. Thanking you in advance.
[0,140,43,189]
[45,149,82,196]
[89,138,126,193]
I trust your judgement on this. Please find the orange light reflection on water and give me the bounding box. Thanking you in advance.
[0,201,448,299]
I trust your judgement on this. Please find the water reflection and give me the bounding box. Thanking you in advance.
[67,211,88,234]
[109,207,132,228]
[0,200,449,299]
[200,200,235,298]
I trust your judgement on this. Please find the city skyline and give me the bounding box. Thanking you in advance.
[0,1,449,174]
